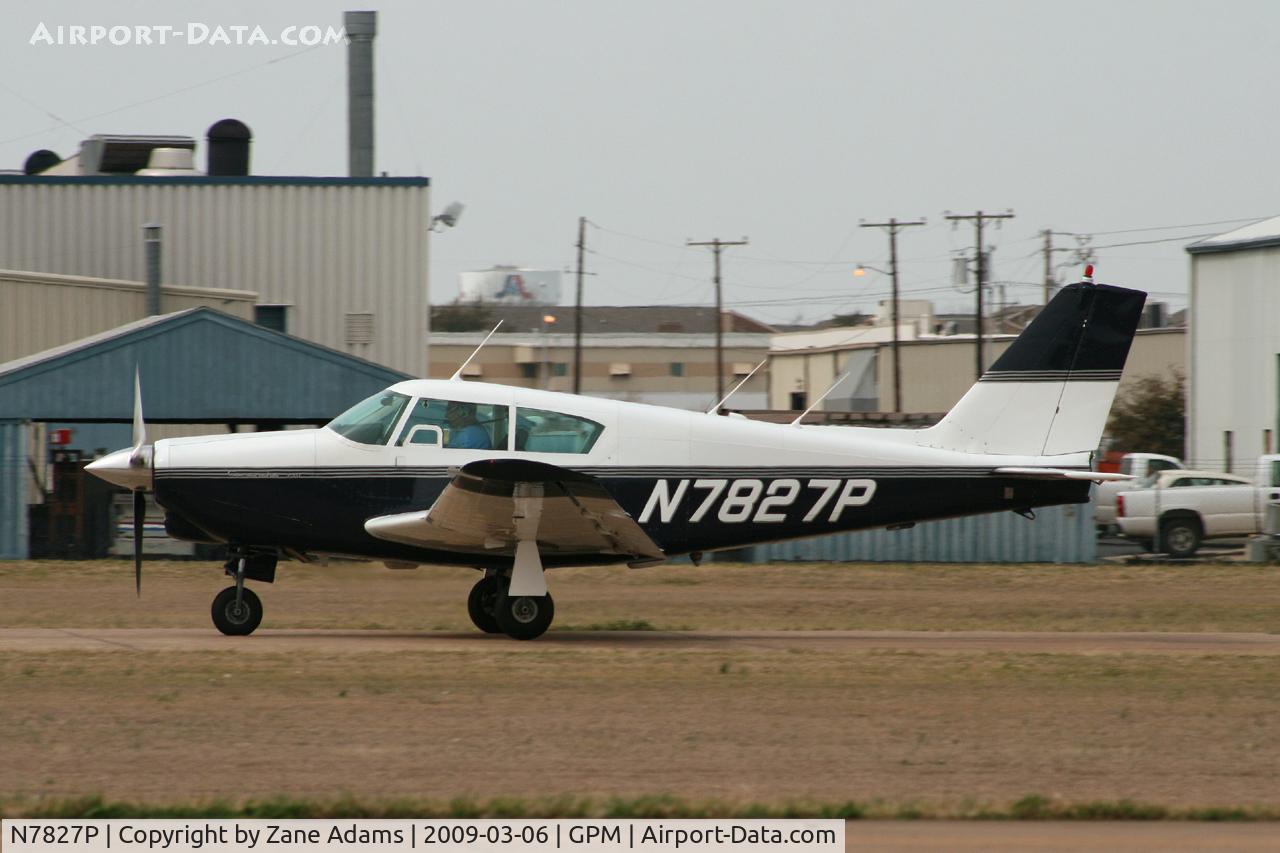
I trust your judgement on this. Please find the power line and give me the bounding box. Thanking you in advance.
[0,80,88,138]
[1067,216,1269,237]
[0,43,325,148]
[1092,233,1216,250]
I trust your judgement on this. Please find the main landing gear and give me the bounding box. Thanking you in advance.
[467,571,555,641]
[211,551,276,636]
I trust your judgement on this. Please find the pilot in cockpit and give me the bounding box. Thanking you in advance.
[445,401,492,449]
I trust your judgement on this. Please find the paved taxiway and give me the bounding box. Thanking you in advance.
[5,627,1280,654]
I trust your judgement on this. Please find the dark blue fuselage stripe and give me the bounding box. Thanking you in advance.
[153,468,1092,568]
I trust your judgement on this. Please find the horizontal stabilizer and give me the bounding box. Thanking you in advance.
[993,467,1133,483]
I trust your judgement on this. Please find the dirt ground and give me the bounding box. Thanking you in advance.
[2,560,1280,815]
[3,558,1280,633]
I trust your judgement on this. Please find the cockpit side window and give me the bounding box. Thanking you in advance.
[514,407,604,454]
[326,391,411,446]
[395,398,510,450]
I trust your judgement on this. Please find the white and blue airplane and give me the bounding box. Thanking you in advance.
[88,278,1145,640]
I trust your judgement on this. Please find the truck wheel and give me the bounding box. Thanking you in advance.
[1161,519,1201,559]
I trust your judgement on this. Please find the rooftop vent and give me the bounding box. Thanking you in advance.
[23,149,61,175]
[206,118,252,176]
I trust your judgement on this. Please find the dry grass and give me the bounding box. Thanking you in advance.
[1,558,1279,633]
[3,559,1280,815]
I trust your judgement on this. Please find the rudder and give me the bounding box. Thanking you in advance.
[918,281,1147,457]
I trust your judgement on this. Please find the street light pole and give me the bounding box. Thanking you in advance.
[541,314,557,390]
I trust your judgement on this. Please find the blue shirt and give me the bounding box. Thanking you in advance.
[448,423,491,449]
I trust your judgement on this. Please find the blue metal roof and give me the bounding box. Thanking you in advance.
[0,308,411,423]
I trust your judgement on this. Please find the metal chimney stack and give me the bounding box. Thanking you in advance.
[143,224,162,316]
[345,10,376,177]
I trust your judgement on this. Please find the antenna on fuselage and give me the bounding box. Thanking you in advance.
[449,321,503,381]
[706,359,766,415]
[789,372,851,426]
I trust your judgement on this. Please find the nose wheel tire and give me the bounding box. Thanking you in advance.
[494,591,555,640]
[467,576,503,634]
[212,586,263,636]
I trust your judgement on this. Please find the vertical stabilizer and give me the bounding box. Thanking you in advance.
[918,282,1146,457]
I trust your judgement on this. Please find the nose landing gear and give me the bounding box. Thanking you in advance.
[212,585,262,635]
[211,550,276,636]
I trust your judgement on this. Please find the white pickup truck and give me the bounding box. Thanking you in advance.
[1094,452,1184,531]
[1115,455,1280,557]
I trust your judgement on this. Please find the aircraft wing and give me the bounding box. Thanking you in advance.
[993,467,1133,483]
[364,459,666,566]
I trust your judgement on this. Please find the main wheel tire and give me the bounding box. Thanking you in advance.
[1161,518,1202,559]
[467,576,503,634]
[211,586,263,636]
[494,592,555,640]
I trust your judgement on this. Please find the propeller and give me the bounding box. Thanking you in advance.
[84,367,155,596]
[128,368,150,467]
[133,489,145,596]
[129,368,151,597]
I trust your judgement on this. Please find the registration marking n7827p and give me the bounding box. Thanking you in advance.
[638,478,877,525]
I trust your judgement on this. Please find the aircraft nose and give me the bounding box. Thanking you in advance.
[86,448,153,491]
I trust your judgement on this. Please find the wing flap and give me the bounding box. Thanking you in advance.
[364,459,664,562]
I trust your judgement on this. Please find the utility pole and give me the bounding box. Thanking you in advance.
[687,237,749,404]
[1041,229,1093,305]
[573,217,586,394]
[860,217,926,414]
[945,210,1014,379]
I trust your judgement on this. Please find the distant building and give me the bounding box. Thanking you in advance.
[428,306,773,409]
[1186,216,1280,471]
[768,301,1184,418]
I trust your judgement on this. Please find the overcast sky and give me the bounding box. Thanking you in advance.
[4,0,1277,324]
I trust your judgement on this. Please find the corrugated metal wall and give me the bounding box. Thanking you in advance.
[0,178,430,376]
[743,503,1095,563]
[0,421,28,559]
[0,270,255,364]
[0,310,409,423]
[1188,246,1280,469]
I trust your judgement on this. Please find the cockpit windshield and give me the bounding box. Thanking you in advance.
[326,391,410,445]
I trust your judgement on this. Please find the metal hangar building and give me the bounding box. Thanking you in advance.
[0,309,410,559]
